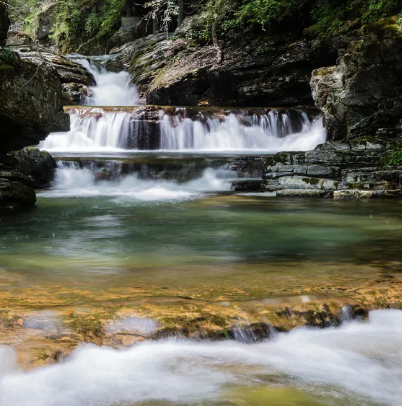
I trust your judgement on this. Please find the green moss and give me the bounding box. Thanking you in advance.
[302,177,320,185]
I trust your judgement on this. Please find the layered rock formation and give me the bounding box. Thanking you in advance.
[113,26,337,106]
[263,135,402,198]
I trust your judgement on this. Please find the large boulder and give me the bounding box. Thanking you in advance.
[311,17,402,140]
[9,147,57,188]
[0,1,9,46]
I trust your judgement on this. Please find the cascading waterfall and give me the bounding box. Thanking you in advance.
[160,110,325,151]
[68,56,138,106]
[40,108,326,152]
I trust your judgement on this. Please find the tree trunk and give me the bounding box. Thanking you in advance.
[125,0,132,17]
[178,0,184,27]
[212,17,223,63]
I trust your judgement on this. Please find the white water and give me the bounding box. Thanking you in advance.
[74,58,138,106]
[161,111,326,152]
[1,310,401,406]
[38,164,232,201]
[40,109,326,153]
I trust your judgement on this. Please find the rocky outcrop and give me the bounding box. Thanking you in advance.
[6,44,96,104]
[120,25,337,106]
[263,134,402,198]
[0,49,69,153]
[311,17,402,141]
[0,1,9,46]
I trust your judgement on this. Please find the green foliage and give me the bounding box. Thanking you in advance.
[387,149,402,166]
[50,0,125,53]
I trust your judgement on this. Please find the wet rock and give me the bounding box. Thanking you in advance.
[263,134,402,198]
[9,147,57,188]
[0,179,36,209]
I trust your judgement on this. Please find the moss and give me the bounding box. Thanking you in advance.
[68,314,104,339]
[302,177,320,185]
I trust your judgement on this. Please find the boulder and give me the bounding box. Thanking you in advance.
[9,147,57,188]
[6,31,33,46]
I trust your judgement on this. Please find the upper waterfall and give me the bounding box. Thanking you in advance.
[67,55,138,106]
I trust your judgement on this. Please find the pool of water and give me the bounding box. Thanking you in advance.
[1,171,402,406]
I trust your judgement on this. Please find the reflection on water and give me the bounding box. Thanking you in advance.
[1,196,402,276]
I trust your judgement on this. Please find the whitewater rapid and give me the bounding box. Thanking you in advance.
[38,163,232,201]
[1,310,401,406]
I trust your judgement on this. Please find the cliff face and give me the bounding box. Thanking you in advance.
[311,17,402,141]
[116,28,337,107]
[0,6,70,209]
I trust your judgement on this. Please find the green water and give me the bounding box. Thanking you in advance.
[1,195,401,288]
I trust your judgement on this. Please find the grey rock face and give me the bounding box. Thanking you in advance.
[263,135,402,198]
[123,27,337,106]
[311,17,402,140]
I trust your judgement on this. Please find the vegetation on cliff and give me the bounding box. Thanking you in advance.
[6,0,402,53]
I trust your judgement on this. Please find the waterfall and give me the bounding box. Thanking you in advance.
[160,110,325,151]
[39,162,233,201]
[68,56,138,106]
[40,108,326,153]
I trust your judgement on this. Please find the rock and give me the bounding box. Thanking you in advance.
[36,2,56,41]
[13,50,95,105]
[104,57,125,73]
[0,49,69,153]
[0,179,36,209]
[6,31,33,47]
[262,134,402,198]
[9,147,57,188]
[0,1,9,46]
[123,22,338,106]
[311,17,402,140]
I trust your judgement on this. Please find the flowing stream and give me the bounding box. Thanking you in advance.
[1,55,400,406]
[1,309,402,406]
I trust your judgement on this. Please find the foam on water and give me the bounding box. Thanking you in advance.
[1,310,401,406]
[38,164,232,201]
